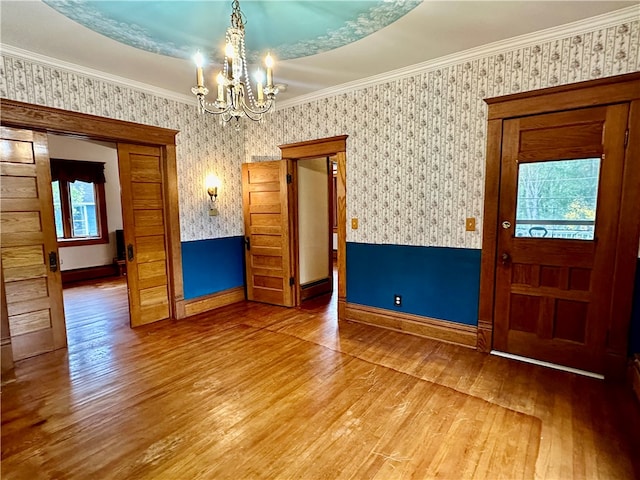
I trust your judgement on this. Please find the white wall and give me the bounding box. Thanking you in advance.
[298,157,330,285]
[47,134,122,270]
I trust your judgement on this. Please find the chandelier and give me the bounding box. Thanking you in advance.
[191,0,278,125]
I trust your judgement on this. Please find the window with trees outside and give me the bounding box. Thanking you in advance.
[515,157,601,241]
[50,159,108,247]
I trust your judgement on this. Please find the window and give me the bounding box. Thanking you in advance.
[51,159,108,246]
[515,158,600,240]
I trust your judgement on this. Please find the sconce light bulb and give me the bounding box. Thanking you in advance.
[254,70,265,84]
[216,72,225,85]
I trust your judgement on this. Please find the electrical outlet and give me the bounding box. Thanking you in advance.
[394,294,402,307]
[351,218,358,229]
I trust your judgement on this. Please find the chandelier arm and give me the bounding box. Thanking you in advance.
[197,95,234,116]
[239,98,274,117]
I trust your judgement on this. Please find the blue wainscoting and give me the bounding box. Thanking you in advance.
[630,258,640,355]
[181,236,245,300]
[346,242,481,326]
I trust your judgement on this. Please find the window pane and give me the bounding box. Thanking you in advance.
[52,180,64,238]
[515,158,600,240]
[69,181,99,238]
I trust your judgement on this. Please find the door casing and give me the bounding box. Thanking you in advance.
[278,136,348,316]
[0,100,186,330]
[479,72,640,378]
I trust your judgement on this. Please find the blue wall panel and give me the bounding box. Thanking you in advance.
[346,242,481,326]
[181,236,245,300]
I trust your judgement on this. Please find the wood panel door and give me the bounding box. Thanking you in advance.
[0,127,66,360]
[117,144,171,326]
[242,160,295,307]
[494,105,628,373]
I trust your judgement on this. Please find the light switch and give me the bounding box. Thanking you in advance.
[351,218,358,230]
[465,217,476,232]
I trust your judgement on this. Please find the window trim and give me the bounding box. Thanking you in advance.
[54,178,109,247]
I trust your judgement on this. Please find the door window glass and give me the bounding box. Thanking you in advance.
[515,158,600,240]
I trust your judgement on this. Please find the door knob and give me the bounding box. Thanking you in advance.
[127,244,134,261]
[502,221,511,229]
[501,252,511,264]
[48,251,58,272]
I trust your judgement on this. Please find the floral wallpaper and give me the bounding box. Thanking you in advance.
[0,55,245,242]
[245,19,640,250]
[1,14,638,250]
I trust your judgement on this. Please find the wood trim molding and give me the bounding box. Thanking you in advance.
[477,118,503,353]
[345,303,477,349]
[183,287,246,317]
[279,136,348,319]
[279,135,348,160]
[0,99,184,324]
[0,99,178,145]
[486,72,640,120]
[61,264,118,285]
[630,355,640,405]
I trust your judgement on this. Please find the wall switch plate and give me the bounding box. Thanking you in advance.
[465,217,476,231]
[351,218,358,229]
[394,294,402,306]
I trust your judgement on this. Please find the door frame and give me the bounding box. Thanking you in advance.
[0,99,186,322]
[478,72,640,377]
[279,135,348,317]
[292,156,334,304]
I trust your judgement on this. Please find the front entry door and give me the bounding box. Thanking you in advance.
[242,160,295,307]
[0,127,67,360]
[494,104,628,374]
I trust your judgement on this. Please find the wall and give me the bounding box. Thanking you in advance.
[244,12,639,325]
[1,10,638,319]
[47,135,122,270]
[298,157,330,285]
[0,51,246,297]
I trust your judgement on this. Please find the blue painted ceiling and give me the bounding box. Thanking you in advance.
[43,0,421,63]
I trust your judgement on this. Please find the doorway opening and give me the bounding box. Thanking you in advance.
[47,133,132,352]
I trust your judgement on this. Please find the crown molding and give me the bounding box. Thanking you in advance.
[0,6,636,111]
[277,5,639,110]
[0,44,197,106]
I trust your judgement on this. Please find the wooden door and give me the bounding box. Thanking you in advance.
[117,144,171,326]
[0,127,67,360]
[242,160,295,307]
[494,105,628,373]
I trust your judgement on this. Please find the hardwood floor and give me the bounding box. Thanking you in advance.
[1,277,639,479]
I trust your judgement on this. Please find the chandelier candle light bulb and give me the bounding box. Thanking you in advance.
[265,53,273,87]
[190,0,279,124]
[194,51,204,88]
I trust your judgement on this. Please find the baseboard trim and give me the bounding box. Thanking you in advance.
[61,264,118,285]
[344,303,477,349]
[184,286,245,317]
[300,277,332,301]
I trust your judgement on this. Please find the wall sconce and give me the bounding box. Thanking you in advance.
[206,175,219,217]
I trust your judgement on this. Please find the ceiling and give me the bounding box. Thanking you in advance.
[1,1,637,105]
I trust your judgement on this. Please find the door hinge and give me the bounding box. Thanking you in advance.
[286,173,292,184]
[624,129,629,148]
[289,276,295,286]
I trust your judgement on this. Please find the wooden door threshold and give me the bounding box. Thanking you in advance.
[491,350,604,380]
